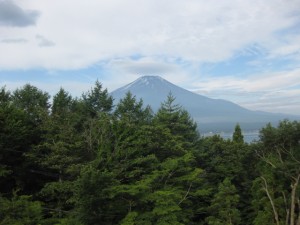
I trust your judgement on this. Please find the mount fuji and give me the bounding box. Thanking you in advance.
[111,76,298,132]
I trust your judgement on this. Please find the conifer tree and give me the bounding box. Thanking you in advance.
[82,80,113,117]
[233,123,244,144]
[30,88,84,219]
[206,178,241,225]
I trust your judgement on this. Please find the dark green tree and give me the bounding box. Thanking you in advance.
[74,93,204,225]
[0,85,50,195]
[82,80,113,117]
[206,178,241,225]
[52,88,73,116]
[12,84,50,126]
[133,94,203,224]
[252,120,300,225]
[74,93,155,224]
[0,191,43,225]
[233,123,244,144]
[30,88,85,219]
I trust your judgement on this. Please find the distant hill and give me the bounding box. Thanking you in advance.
[111,76,299,132]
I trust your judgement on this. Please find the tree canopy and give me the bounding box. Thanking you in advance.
[1,83,299,225]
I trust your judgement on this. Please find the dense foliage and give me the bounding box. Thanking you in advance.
[0,83,299,225]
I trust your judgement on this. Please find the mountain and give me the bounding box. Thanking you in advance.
[111,76,299,132]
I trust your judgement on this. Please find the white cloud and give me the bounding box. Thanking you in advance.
[99,57,191,91]
[1,38,28,43]
[1,0,300,115]
[0,0,299,69]
[191,68,300,114]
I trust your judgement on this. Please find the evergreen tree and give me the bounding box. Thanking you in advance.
[74,93,155,224]
[136,94,203,224]
[29,88,86,219]
[82,80,113,117]
[0,193,43,225]
[0,85,50,195]
[52,88,73,116]
[233,123,244,144]
[12,84,50,127]
[206,178,241,225]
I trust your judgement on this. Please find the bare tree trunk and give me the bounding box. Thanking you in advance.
[296,198,300,225]
[283,191,290,225]
[290,174,300,225]
[261,176,280,225]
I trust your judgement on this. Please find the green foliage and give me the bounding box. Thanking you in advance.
[52,88,73,116]
[0,85,47,194]
[253,120,300,225]
[120,212,138,225]
[11,84,50,126]
[0,192,43,225]
[0,86,11,105]
[2,82,300,225]
[74,166,120,225]
[233,123,244,144]
[206,178,241,225]
[82,80,113,116]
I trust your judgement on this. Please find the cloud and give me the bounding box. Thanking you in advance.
[0,0,300,69]
[99,57,192,91]
[108,57,179,75]
[36,34,55,47]
[190,68,300,115]
[192,68,300,93]
[1,38,28,43]
[241,89,300,115]
[0,0,300,115]
[0,0,39,27]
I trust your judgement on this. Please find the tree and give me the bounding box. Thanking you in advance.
[30,89,85,219]
[0,86,10,105]
[233,123,244,144]
[206,178,241,225]
[114,91,152,124]
[0,192,43,225]
[196,132,254,224]
[82,80,113,117]
[253,120,300,225]
[73,94,204,224]
[0,85,50,195]
[12,84,50,126]
[52,88,73,116]
[138,94,203,224]
[152,93,199,160]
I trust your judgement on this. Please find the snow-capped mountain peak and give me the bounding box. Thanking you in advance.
[110,75,298,132]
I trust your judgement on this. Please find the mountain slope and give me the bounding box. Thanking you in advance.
[111,76,298,132]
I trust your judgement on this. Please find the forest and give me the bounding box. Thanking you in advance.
[0,81,300,225]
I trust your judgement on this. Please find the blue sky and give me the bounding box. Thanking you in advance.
[0,0,300,115]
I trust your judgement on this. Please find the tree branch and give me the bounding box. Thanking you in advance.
[178,183,192,205]
[261,176,280,225]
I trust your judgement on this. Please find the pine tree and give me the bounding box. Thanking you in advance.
[82,80,113,117]
[206,178,241,225]
[29,89,85,219]
[0,192,43,225]
[233,123,244,144]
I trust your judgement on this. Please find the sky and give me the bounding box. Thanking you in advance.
[0,0,300,115]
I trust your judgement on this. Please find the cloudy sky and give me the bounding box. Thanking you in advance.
[1,0,300,115]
